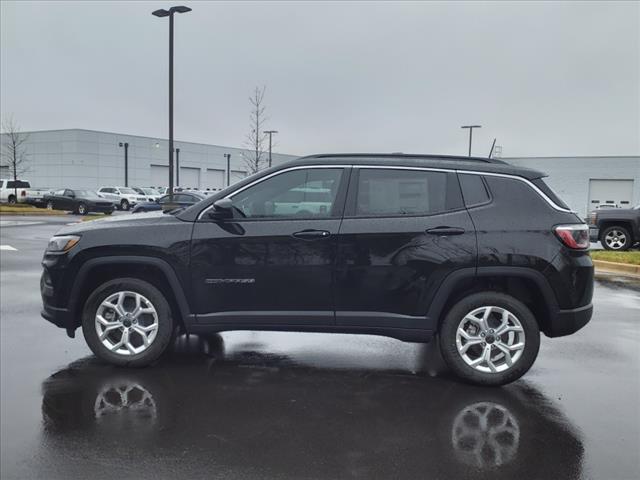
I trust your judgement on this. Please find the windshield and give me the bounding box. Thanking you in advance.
[75,190,102,198]
[142,188,158,195]
[119,188,137,194]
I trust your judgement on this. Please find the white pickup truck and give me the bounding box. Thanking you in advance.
[0,179,31,204]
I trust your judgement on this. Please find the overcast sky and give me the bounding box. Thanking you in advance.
[1,1,638,157]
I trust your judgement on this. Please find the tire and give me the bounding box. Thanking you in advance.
[104,209,113,215]
[120,199,130,211]
[600,225,632,251]
[82,278,174,367]
[46,201,54,210]
[8,195,16,204]
[439,292,540,386]
[77,203,88,215]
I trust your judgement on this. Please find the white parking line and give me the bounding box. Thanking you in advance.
[0,245,18,251]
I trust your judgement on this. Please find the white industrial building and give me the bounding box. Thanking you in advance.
[0,128,296,192]
[1,128,638,217]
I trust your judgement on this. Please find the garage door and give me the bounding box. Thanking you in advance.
[204,168,225,191]
[230,170,247,185]
[588,179,634,210]
[180,167,200,189]
[150,164,169,188]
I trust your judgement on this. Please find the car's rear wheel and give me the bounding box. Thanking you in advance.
[104,210,113,215]
[439,292,540,386]
[600,225,632,251]
[120,199,130,211]
[46,201,54,210]
[77,203,88,215]
[8,195,16,204]
[82,278,174,367]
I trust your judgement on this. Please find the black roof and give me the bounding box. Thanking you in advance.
[287,153,547,180]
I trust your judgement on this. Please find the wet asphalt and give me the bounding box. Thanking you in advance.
[0,216,639,480]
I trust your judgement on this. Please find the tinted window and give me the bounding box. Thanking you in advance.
[7,180,30,188]
[355,169,462,216]
[459,174,490,207]
[54,189,65,196]
[232,168,343,219]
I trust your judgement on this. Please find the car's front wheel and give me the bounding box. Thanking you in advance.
[120,199,130,211]
[600,225,632,251]
[77,203,88,215]
[46,201,54,210]
[439,292,540,386]
[82,278,174,367]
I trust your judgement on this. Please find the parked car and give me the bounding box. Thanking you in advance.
[41,153,593,386]
[589,204,640,251]
[97,186,146,211]
[132,187,160,202]
[131,192,205,213]
[0,179,31,204]
[24,187,54,207]
[43,189,115,215]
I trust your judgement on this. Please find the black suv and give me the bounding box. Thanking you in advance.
[41,154,594,385]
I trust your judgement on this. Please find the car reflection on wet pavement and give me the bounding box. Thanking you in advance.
[36,335,583,480]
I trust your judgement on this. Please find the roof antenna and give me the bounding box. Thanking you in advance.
[488,138,497,159]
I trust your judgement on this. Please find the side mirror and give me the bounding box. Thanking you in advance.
[207,198,233,220]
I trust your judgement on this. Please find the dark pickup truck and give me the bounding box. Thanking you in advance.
[589,204,640,251]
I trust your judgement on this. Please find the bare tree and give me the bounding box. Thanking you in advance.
[241,86,268,175]
[1,116,30,201]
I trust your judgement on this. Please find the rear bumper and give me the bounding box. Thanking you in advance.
[546,303,593,338]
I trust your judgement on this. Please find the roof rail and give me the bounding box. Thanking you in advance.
[302,153,506,164]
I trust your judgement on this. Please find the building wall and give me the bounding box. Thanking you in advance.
[0,129,297,190]
[504,156,640,218]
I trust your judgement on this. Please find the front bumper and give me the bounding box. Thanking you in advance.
[589,227,599,242]
[41,266,76,335]
[546,303,593,337]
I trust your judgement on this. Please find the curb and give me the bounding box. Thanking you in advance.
[593,260,640,278]
[0,211,66,216]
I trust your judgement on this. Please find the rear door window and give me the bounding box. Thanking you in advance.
[354,169,463,217]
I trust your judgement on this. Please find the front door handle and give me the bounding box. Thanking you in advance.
[292,229,331,240]
[426,226,465,236]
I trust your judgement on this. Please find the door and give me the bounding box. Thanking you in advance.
[335,167,476,330]
[180,167,201,189]
[60,189,76,210]
[230,170,247,185]
[190,167,349,325]
[588,179,634,210]
[150,164,169,188]
[205,168,225,191]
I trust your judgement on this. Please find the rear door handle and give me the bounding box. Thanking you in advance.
[426,226,465,236]
[293,229,331,240]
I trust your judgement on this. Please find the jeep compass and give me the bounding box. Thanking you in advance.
[41,154,594,385]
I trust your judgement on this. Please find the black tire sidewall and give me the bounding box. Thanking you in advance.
[439,292,540,386]
[82,278,174,367]
[601,225,631,251]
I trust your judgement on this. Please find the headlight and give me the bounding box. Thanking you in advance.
[46,235,80,252]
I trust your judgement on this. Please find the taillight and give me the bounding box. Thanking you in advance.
[21,190,26,196]
[554,224,589,249]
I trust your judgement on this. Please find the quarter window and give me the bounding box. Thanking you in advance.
[355,169,463,216]
[231,168,343,219]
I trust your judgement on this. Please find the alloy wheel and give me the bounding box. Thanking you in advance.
[95,291,159,356]
[455,306,525,373]
[604,229,627,250]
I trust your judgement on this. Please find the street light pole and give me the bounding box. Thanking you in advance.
[119,142,129,186]
[264,130,278,168]
[175,148,180,186]
[152,5,191,195]
[461,125,481,157]
[224,153,231,187]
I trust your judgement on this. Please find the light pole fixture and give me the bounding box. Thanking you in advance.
[223,153,231,187]
[152,5,192,196]
[264,130,278,168]
[175,147,180,186]
[118,142,129,186]
[461,125,481,157]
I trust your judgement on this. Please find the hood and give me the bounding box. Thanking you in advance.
[55,211,181,236]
